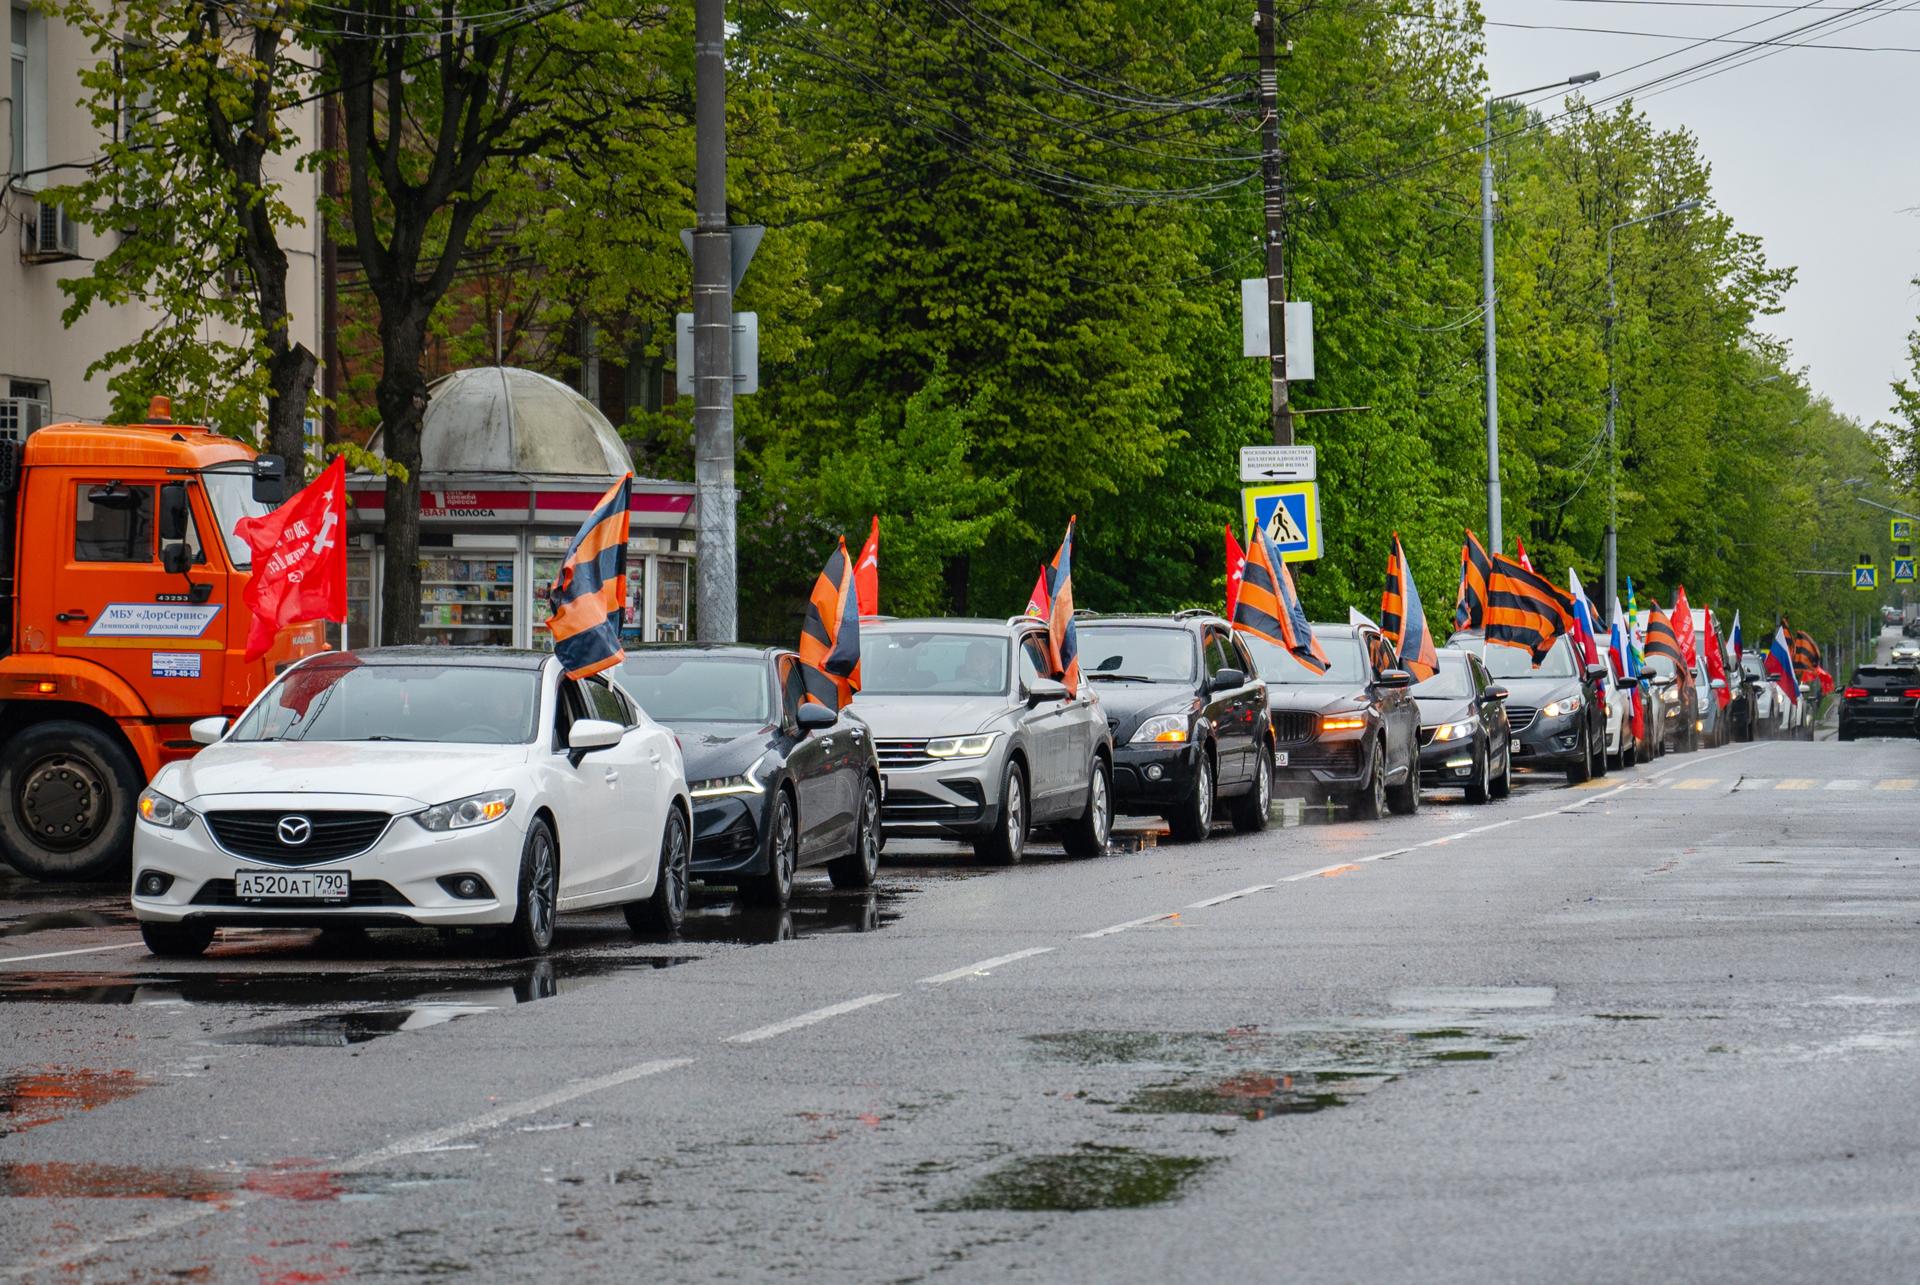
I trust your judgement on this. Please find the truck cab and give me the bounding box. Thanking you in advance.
[0,401,317,880]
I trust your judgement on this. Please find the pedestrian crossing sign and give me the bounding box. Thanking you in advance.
[1893,518,1913,542]
[1242,482,1322,563]
[1895,558,1917,584]
[1853,563,1878,591]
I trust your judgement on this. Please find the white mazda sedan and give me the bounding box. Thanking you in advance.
[130,648,691,958]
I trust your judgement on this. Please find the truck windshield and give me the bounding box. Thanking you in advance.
[201,471,274,568]
[231,661,540,744]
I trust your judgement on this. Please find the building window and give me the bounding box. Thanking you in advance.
[9,3,46,186]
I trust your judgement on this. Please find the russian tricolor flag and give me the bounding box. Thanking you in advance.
[1567,567,1602,668]
[1765,627,1800,703]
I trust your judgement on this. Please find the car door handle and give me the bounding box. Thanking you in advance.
[56,610,89,623]
[647,753,661,766]
[604,770,620,784]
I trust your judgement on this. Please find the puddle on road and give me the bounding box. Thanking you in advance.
[0,908,136,941]
[0,1160,462,1202]
[1125,1071,1369,1120]
[935,1144,1216,1212]
[0,1068,151,1137]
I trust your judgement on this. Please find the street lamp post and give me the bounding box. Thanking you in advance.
[1603,198,1701,613]
[1482,71,1597,551]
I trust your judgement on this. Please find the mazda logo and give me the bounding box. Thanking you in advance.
[277,815,313,846]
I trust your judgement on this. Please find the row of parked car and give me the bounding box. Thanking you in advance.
[125,606,1801,959]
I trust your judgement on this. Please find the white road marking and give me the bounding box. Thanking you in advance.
[1080,912,1178,938]
[1672,778,1719,790]
[1776,778,1815,790]
[1824,778,1865,790]
[1186,883,1276,908]
[1875,779,1917,791]
[917,948,1055,985]
[0,941,142,967]
[724,993,897,1043]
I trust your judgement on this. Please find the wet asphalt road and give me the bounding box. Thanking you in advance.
[2,672,1918,1281]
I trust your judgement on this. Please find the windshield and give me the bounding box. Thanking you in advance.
[1080,627,1197,682]
[201,470,274,569]
[1740,654,1767,678]
[1244,633,1365,685]
[860,631,1009,696]
[1413,654,1473,699]
[618,655,770,724]
[1460,637,1577,679]
[1645,653,1684,680]
[231,661,540,744]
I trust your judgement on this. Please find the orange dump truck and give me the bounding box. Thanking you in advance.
[0,399,322,881]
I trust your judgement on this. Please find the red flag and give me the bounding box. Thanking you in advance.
[234,455,347,661]
[1672,586,1697,668]
[1702,609,1730,708]
[1025,564,1051,618]
[1515,537,1535,573]
[1224,524,1247,620]
[854,516,879,617]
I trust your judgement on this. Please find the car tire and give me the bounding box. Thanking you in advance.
[741,788,797,907]
[0,719,145,882]
[1492,746,1513,799]
[973,763,1028,865]
[140,919,213,959]
[1465,743,1492,805]
[1167,749,1215,843]
[1062,757,1113,857]
[1565,734,1594,785]
[829,777,883,888]
[1591,723,1610,776]
[626,808,690,933]
[1349,742,1387,821]
[1229,743,1273,833]
[1623,735,1637,769]
[1386,750,1419,816]
[500,818,560,955]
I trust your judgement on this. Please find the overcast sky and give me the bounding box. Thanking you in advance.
[1478,0,1920,428]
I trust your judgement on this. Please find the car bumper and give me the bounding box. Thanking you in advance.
[689,793,774,877]
[1417,737,1479,787]
[1111,743,1202,813]
[1839,701,1919,734]
[131,793,526,929]
[1509,711,1584,767]
[1270,729,1369,793]
[878,757,998,836]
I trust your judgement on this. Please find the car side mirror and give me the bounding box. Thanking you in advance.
[1710,678,1727,690]
[1374,668,1414,689]
[1206,667,1245,694]
[796,702,837,731]
[568,718,624,755]
[189,716,228,745]
[161,543,191,575]
[1585,664,1610,684]
[159,482,190,541]
[252,454,288,505]
[1026,677,1069,706]
[1480,684,1509,702]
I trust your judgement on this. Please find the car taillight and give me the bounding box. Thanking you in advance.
[1842,687,1868,699]
[1905,689,1920,700]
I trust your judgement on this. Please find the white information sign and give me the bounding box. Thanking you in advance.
[1239,445,1317,483]
[87,603,223,638]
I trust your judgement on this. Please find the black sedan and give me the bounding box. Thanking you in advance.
[617,646,882,907]
[1246,622,1421,820]
[1413,647,1512,803]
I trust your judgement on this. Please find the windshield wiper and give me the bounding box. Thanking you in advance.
[357,735,426,742]
[1087,672,1158,683]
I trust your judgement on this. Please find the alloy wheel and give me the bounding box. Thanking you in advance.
[1004,773,1025,854]
[527,829,557,945]
[664,813,690,919]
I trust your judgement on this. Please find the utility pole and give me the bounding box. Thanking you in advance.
[1256,0,1291,446]
[692,0,737,642]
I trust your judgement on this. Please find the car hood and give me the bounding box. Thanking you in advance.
[1088,682,1198,740]
[1414,696,1473,726]
[164,740,529,808]
[845,694,1013,739]
[670,722,779,779]
[1266,684,1370,715]
[1482,675,1581,706]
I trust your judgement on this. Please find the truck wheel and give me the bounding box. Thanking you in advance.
[0,720,144,882]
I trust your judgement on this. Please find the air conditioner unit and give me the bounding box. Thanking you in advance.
[0,398,51,444]
[22,203,82,264]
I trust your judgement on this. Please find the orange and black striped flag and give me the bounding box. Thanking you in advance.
[798,537,862,708]
[1790,629,1822,677]
[1234,520,1329,674]
[1485,553,1578,665]
[1380,532,1438,682]
[1643,604,1687,671]
[1454,529,1492,632]
[546,473,632,679]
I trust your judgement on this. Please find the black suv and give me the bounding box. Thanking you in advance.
[1246,621,1421,820]
[1077,613,1273,841]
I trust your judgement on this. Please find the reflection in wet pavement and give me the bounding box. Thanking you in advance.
[669,889,898,945]
[0,1068,151,1137]
[0,1160,461,1202]
[935,1144,1216,1212]
[0,908,136,940]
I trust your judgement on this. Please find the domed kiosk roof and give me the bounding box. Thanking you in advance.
[369,366,631,481]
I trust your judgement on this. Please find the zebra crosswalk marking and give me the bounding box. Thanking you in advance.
[1824,779,1866,791]
[1775,779,1815,790]
[1672,778,1718,790]
[1874,779,1917,791]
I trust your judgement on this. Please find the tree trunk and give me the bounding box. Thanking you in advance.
[376,316,430,646]
[262,342,319,473]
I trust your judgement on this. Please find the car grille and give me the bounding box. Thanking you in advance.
[190,879,411,908]
[875,739,939,769]
[882,782,985,824]
[203,810,393,865]
[1506,706,1537,733]
[1282,742,1362,773]
[1270,711,1316,743]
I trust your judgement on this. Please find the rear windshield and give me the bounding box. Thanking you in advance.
[860,631,1009,696]
[1852,666,1917,682]
[618,655,771,724]
[1079,627,1197,683]
[232,662,541,744]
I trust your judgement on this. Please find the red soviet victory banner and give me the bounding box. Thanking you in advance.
[234,455,348,660]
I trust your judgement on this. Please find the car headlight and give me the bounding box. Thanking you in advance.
[137,787,195,830]
[1661,689,1680,705]
[1540,695,1582,719]
[926,733,999,759]
[1428,718,1476,742]
[1320,712,1368,732]
[691,759,767,798]
[1130,714,1190,744]
[413,789,515,832]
